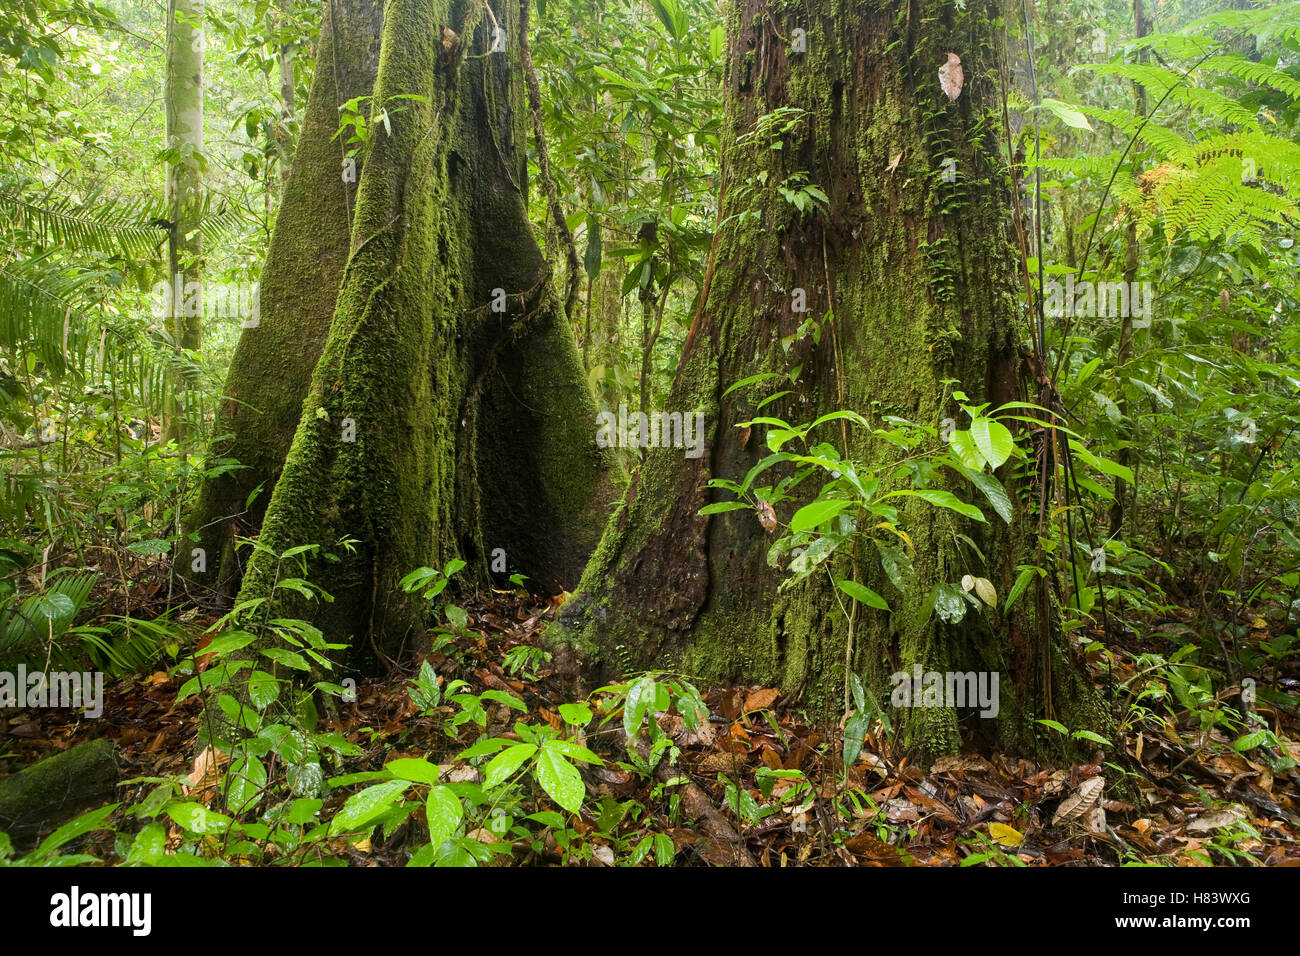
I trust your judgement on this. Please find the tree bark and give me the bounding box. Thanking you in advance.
[221,0,619,662]
[520,0,581,323]
[187,0,385,597]
[557,0,1103,758]
[163,0,204,440]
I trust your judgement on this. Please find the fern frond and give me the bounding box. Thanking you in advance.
[1181,1,1300,44]
[0,187,165,261]
[0,255,101,380]
[1198,54,1300,102]
[1082,63,1260,128]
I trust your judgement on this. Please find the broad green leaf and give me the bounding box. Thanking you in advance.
[425,785,463,848]
[654,832,676,866]
[789,498,851,533]
[948,429,984,470]
[709,24,725,62]
[957,464,1013,524]
[285,798,323,825]
[534,745,585,812]
[200,630,257,657]
[883,489,985,522]
[456,737,512,760]
[226,754,267,814]
[808,409,870,431]
[1232,730,1271,752]
[699,500,750,516]
[1039,97,1094,131]
[36,803,120,854]
[387,757,441,784]
[407,842,438,867]
[1005,567,1039,611]
[247,670,280,710]
[721,372,784,399]
[623,675,657,737]
[546,738,603,765]
[843,713,869,767]
[330,780,409,834]
[260,647,310,671]
[166,802,233,835]
[931,583,968,623]
[483,743,537,788]
[481,689,526,711]
[558,702,592,727]
[647,0,688,40]
[591,66,631,87]
[836,579,889,610]
[126,821,166,864]
[970,417,1015,470]
[1071,730,1112,747]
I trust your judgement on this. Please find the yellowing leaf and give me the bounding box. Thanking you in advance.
[874,522,913,551]
[989,822,1023,847]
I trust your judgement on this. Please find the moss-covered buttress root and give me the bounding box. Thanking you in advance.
[228,0,618,663]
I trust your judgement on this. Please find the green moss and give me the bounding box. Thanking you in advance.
[187,0,387,594]
[0,738,118,846]
[231,0,616,658]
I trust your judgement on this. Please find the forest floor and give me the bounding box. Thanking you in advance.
[3,569,1300,866]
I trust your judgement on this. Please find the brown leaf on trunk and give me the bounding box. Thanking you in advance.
[939,52,963,101]
[757,499,777,532]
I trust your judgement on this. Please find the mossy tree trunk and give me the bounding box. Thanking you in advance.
[187,0,385,596]
[219,0,618,662]
[558,0,1103,758]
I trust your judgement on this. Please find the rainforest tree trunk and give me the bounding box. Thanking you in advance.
[186,0,385,596]
[163,0,204,439]
[557,0,1103,758]
[218,0,619,662]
